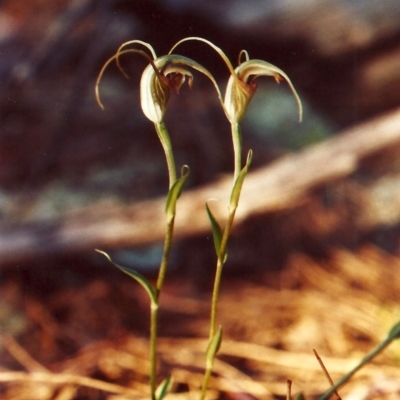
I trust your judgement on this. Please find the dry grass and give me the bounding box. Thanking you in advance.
[0,244,399,399]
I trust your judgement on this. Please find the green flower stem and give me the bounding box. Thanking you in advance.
[209,209,236,340]
[231,123,242,182]
[200,368,213,400]
[200,123,244,400]
[156,218,175,295]
[319,336,393,400]
[149,122,177,400]
[209,122,243,340]
[150,301,159,400]
[199,212,236,400]
[149,217,175,400]
[155,122,177,188]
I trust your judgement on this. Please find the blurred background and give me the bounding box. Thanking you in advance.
[1,0,400,398]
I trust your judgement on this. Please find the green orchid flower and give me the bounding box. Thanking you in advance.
[170,37,302,178]
[170,37,302,124]
[224,49,303,124]
[96,39,227,190]
[96,39,224,125]
[96,39,226,186]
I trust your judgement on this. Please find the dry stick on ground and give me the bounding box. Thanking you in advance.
[2,107,400,267]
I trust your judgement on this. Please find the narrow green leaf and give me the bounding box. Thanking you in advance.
[230,150,253,210]
[295,394,305,400]
[155,376,173,400]
[95,249,156,303]
[206,326,223,368]
[165,165,190,222]
[388,320,400,340]
[205,203,224,260]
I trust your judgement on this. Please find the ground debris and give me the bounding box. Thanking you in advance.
[0,245,399,399]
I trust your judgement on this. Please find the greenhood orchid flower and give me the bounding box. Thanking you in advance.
[96,39,226,187]
[139,54,194,124]
[223,49,303,189]
[170,37,302,179]
[170,37,302,124]
[224,50,303,124]
[96,39,224,124]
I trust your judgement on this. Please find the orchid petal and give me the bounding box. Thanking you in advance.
[169,38,303,123]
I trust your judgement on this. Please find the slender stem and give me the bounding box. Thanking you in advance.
[155,122,177,188]
[319,336,392,400]
[231,122,242,182]
[149,217,175,400]
[154,121,177,294]
[200,123,243,400]
[156,217,175,294]
[149,122,177,400]
[209,209,236,339]
[199,208,236,400]
[199,365,213,400]
[208,122,242,339]
[149,301,158,400]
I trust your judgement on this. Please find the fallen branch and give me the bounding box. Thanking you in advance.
[2,107,400,266]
